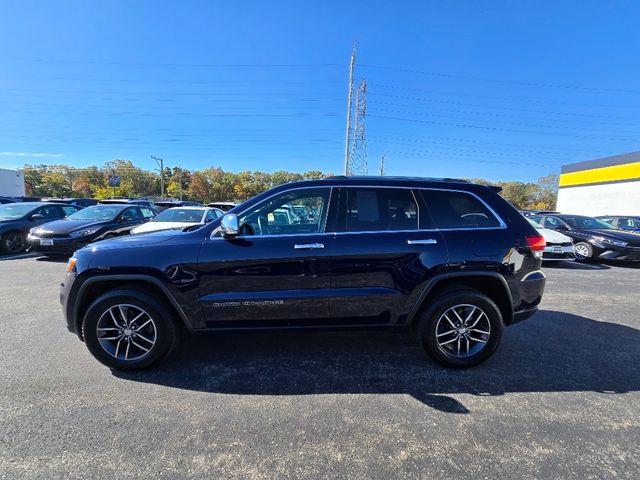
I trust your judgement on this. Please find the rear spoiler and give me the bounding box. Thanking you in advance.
[487,185,502,193]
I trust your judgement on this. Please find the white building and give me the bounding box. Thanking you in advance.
[556,152,640,216]
[0,168,25,197]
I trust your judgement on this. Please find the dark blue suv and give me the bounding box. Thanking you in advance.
[60,177,546,370]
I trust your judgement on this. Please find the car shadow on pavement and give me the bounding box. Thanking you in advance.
[114,310,640,414]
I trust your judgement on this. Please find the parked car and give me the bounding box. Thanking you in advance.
[99,198,155,209]
[596,215,640,232]
[153,200,203,213]
[131,206,222,235]
[0,202,79,254]
[28,204,155,255]
[207,201,237,212]
[61,176,546,371]
[43,198,99,209]
[527,218,575,261]
[530,214,640,262]
[0,196,18,204]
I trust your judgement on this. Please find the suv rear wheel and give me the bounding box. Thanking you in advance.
[418,289,503,368]
[82,289,178,370]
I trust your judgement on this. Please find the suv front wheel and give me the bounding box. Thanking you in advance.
[82,288,179,370]
[418,289,503,368]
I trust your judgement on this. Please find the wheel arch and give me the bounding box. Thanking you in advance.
[407,272,514,328]
[74,275,192,339]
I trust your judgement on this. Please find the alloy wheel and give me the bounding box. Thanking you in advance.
[4,233,25,253]
[435,304,491,358]
[574,244,590,261]
[96,304,157,361]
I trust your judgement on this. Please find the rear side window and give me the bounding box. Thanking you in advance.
[420,189,501,229]
[61,206,78,216]
[341,188,419,232]
[140,207,155,219]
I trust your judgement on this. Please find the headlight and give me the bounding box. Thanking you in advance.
[70,227,101,238]
[595,236,628,247]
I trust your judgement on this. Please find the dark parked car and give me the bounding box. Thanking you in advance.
[43,197,99,209]
[0,196,18,204]
[530,214,640,262]
[596,215,640,232]
[99,198,155,209]
[0,202,79,254]
[28,204,156,255]
[61,176,546,370]
[207,201,237,212]
[153,200,203,212]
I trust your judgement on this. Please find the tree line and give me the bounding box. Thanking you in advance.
[21,160,559,210]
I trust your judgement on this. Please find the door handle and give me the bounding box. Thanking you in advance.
[294,243,325,250]
[407,239,438,245]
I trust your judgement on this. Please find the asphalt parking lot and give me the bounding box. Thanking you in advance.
[0,255,638,479]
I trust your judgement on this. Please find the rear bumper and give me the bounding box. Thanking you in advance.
[511,270,545,325]
[542,244,575,261]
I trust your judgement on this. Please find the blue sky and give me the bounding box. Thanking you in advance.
[1,0,639,181]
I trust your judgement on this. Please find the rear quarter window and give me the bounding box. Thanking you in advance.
[420,189,501,229]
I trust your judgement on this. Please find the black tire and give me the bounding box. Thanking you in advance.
[417,289,503,368]
[573,242,593,262]
[1,231,26,254]
[82,288,179,370]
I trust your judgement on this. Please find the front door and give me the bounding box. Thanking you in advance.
[328,187,447,325]
[197,187,336,327]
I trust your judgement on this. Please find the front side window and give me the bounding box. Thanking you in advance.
[120,208,141,221]
[341,188,419,232]
[38,205,62,219]
[140,207,155,219]
[237,188,330,236]
[61,206,78,216]
[542,216,566,228]
[420,189,500,229]
[620,217,640,228]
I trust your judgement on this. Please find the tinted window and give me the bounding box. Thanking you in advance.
[342,188,419,232]
[620,217,640,228]
[205,209,221,221]
[420,190,500,229]
[238,188,330,236]
[38,205,62,219]
[542,216,566,228]
[120,208,141,221]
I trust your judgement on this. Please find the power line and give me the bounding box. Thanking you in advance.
[359,63,640,94]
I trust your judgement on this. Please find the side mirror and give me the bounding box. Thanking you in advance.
[31,213,44,220]
[221,213,239,238]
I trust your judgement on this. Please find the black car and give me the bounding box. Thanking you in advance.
[43,197,99,209]
[531,214,640,262]
[0,202,79,254]
[28,204,156,255]
[61,176,546,370]
[596,215,640,232]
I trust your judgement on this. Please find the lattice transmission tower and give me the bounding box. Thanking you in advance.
[347,79,367,176]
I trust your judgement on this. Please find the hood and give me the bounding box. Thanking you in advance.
[578,228,640,246]
[78,229,179,252]
[537,227,572,244]
[131,221,200,235]
[33,219,110,235]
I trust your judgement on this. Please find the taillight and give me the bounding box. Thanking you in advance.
[525,235,546,258]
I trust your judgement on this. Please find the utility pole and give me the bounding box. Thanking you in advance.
[151,155,164,199]
[178,167,183,200]
[379,154,385,176]
[343,44,356,175]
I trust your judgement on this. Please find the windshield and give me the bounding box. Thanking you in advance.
[562,216,616,230]
[0,203,38,220]
[67,205,122,221]
[152,208,204,223]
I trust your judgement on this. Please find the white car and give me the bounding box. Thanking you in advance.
[131,206,223,235]
[527,218,575,261]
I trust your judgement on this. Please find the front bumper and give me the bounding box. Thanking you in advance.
[28,234,91,254]
[594,243,640,262]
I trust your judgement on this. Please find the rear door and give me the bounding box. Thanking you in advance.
[328,186,447,326]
